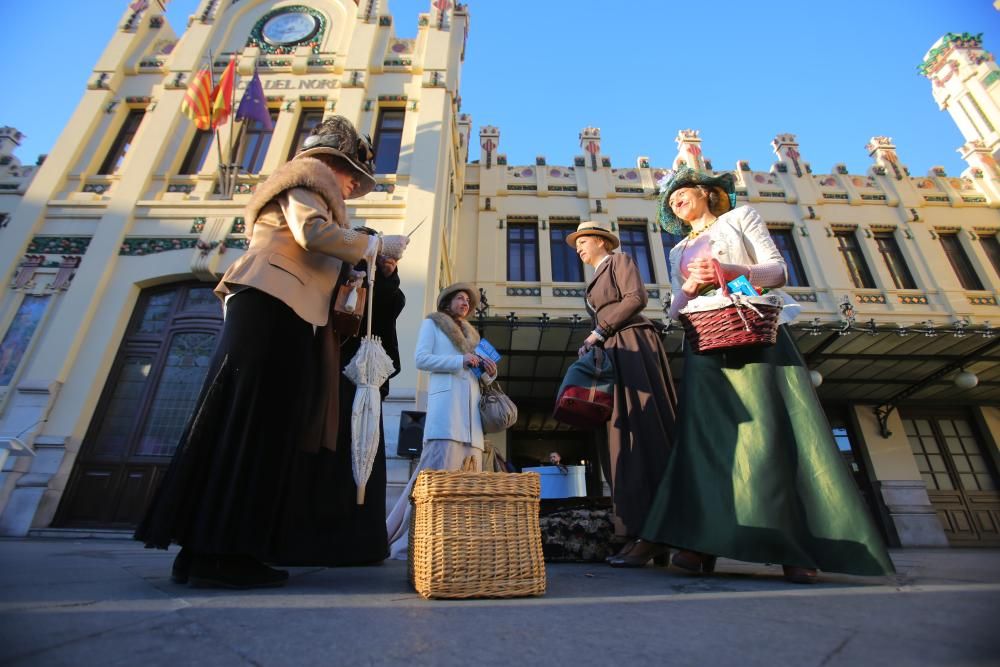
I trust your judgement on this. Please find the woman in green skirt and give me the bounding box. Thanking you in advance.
[642,168,895,583]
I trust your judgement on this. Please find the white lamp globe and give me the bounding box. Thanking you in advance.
[809,370,823,388]
[954,370,979,390]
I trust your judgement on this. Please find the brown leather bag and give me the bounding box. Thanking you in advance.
[332,265,367,338]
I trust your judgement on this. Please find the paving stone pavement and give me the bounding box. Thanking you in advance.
[0,538,998,666]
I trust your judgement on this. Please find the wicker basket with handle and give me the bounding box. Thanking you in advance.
[408,470,546,599]
[679,259,782,354]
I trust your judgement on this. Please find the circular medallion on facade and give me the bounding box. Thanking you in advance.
[261,11,319,46]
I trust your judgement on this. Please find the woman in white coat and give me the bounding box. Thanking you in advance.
[385,283,497,560]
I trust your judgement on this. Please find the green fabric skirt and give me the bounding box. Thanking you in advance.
[641,327,894,576]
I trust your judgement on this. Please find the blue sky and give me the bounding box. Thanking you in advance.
[2,1,996,177]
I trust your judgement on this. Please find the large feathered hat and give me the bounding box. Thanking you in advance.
[656,167,737,235]
[295,115,376,198]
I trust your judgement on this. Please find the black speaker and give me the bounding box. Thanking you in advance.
[396,410,426,458]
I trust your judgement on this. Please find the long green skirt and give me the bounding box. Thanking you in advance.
[641,327,894,576]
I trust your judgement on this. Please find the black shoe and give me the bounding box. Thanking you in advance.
[188,554,289,590]
[171,548,192,584]
[608,540,670,568]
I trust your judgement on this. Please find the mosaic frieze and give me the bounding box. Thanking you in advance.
[507,287,541,297]
[898,295,929,305]
[27,237,92,255]
[225,238,250,250]
[855,294,887,305]
[553,288,585,298]
[120,238,198,255]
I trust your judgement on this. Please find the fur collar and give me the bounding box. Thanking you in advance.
[427,312,480,354]
[244,157,348,230]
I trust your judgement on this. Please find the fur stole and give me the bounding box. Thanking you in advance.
[427,312,480,354]
[243,156,348,230]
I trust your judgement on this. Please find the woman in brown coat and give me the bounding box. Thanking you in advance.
[569,221,678,566]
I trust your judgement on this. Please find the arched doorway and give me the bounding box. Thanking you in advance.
[54,282,222,528]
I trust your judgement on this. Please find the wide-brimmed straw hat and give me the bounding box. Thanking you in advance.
[565,220,620,249]
[657,168,737,235]
[295,115,376,199]
[436,282,480,315]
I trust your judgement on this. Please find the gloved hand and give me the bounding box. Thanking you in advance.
[379,234,409,260]
[346,269,366,286]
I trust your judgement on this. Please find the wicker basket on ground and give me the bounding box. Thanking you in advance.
[408,470,546,599]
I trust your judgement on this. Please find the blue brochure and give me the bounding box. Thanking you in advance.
[472,338,501,378]
[726,275,759,297]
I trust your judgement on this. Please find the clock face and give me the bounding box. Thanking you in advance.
[261,12,319,46]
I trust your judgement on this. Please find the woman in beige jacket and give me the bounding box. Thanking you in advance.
[136,116,409,589]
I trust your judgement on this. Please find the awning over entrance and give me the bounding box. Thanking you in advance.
[474,315,999,433]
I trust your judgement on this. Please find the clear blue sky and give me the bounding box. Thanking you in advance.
[2,1,996,177]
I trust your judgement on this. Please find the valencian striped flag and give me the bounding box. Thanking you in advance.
[180,57,237,130]
[180,68,213,130]
[211,57,237,128]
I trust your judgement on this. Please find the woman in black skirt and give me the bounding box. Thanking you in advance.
[134,117,409,588]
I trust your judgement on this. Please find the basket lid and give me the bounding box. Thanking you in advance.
[411,470,540,500]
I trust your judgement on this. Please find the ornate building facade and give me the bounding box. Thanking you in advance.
[0,3,997,550]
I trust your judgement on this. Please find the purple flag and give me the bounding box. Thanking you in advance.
[235,71,273,131]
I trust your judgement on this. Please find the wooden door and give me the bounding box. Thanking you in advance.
[54,283,222,528]
[902,413,1000,546]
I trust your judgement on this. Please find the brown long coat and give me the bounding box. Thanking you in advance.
[586,252,678,536]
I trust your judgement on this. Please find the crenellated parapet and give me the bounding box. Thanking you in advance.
[578,126,602,172]
[463,126,1000,224]
[0,127,38,195]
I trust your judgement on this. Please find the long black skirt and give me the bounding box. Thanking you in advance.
[134,289,314,559]
[268,373,389,567]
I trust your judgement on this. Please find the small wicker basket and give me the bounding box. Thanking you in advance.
[679,259,782,353]
[408,470,546,599]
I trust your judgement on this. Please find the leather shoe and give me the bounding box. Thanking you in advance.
[605,539,637,563]
[608,540,669,568]
[782,565,818,584]
[170,547,192,584]
[188,554,289,589]
[671,549,717,574]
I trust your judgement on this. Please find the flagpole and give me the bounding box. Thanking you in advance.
[226,55,240,199]
[205,49,228,199]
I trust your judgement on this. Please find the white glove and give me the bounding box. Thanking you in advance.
[379,234,410,260]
